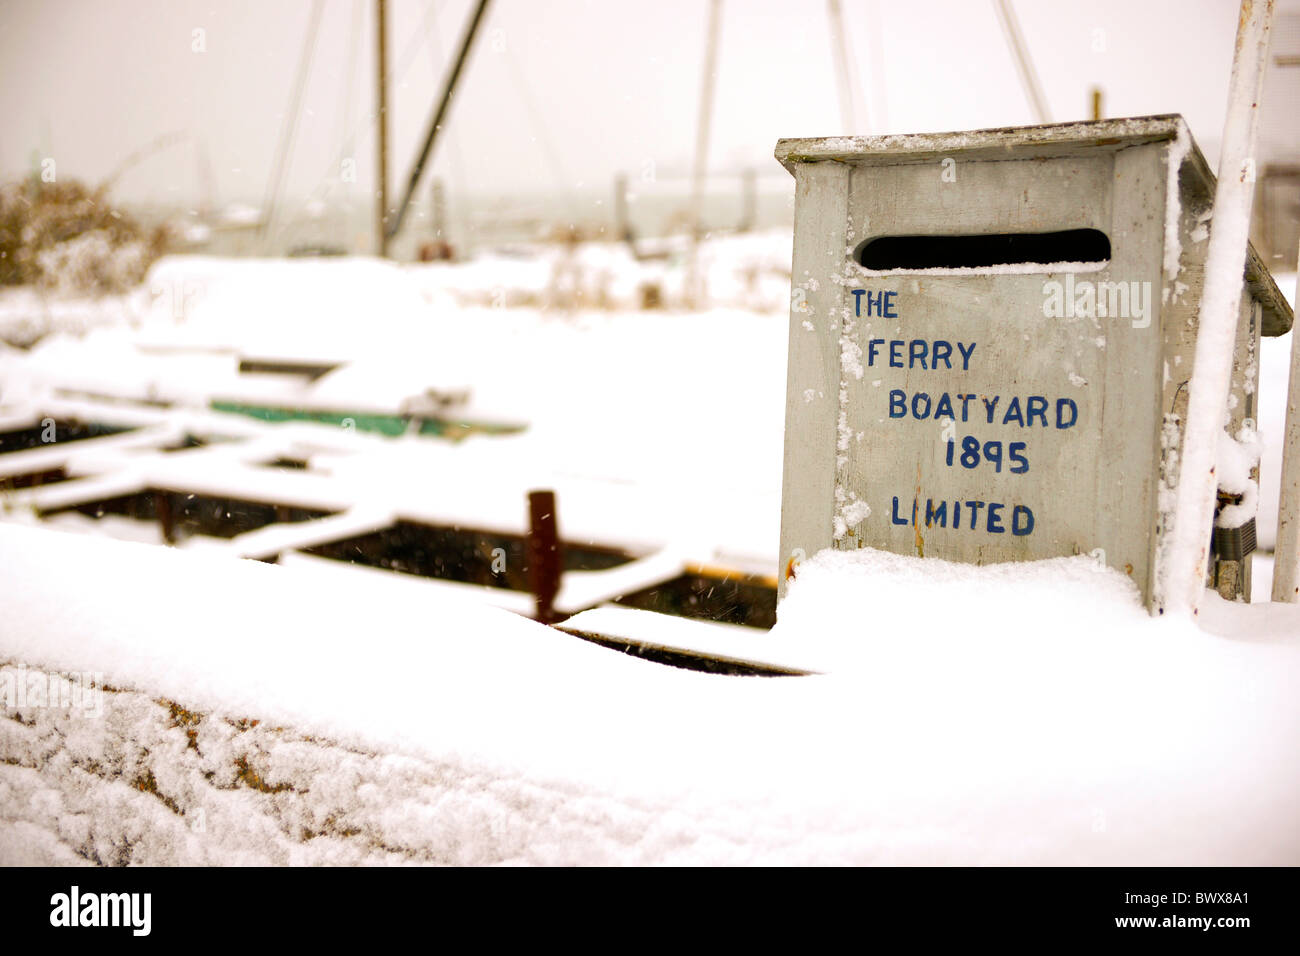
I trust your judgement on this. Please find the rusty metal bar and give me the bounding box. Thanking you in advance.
[155,490,176,545]
[527,489,563,624]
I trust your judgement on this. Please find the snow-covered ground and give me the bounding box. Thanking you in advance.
[2,521,1298,864]
[1,238,1298,864]
[0,237,794,567]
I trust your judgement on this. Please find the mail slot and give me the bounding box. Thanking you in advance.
[775,115,1293,609]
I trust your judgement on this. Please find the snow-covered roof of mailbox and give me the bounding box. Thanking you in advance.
[775,114,1293,338]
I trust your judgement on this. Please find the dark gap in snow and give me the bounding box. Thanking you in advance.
[157,434,211,453]
[566,630,803,677]
[41,489,333,541]
[613,572,776,630]
[302,519,630,593]
[0,466,70,491]
[237,358,340,381]
[0,419,133,454]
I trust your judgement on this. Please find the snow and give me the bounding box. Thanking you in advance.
[1162,127,1192,285]
[553,548,687,615]
[3,248,1294,570]
[851,260,1109,278]
[3,521,1299,864]
[775,116,1195,170]
[559,606,812,673]
[0,239,793,568]
[182,505,395,560]
[0,286,141,350]
[35,231,154,298]
[2,229,1298,864]
[1215,424,1262,529]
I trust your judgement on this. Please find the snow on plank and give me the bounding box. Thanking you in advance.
[15,470,149,513]
[0,423,182,480]
[136,458,354,514]
[559,606,818,676]
[553,547,688,614]
[277,550,539,615]
[184,506,397,561]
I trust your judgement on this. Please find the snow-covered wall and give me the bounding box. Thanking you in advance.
[2,661,706,866]
[3,522,1299,865]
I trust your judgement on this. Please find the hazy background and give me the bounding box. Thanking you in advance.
[0,0,1257,207]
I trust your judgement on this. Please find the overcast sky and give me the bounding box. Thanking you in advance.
[0,0,1263,209]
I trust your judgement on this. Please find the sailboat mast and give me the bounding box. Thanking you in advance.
[375,0,390,256]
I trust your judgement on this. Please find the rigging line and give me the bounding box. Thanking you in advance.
[279,0,361,243]
[864,0,888,131]
[686,0,722,310]
[826,0,863,133]
[392,0,448,85]
[302,0,446,209]
[387,0,493,240]
[327,0,363,247]
[258,0,326,245]
[101,131,188,191]
[195,137,216,217]
[334,0,364,176]
[991,0,1051,125]
[502,42,579,219]
[423,0,469,218]
[842,11,869,133]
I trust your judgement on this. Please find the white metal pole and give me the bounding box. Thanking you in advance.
[687,0,722,309]
[691,0,722,236]
[1272,240,1300,601]
[1163,0,1274,616]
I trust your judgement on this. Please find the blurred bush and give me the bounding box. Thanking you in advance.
[0,176,166,295]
